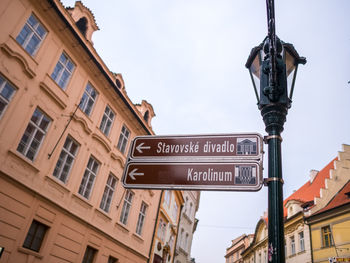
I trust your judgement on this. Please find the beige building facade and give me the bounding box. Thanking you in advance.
[225,234,254,263]
[0,0,162,262]
[174,191,200,263]
[150,190,184,263]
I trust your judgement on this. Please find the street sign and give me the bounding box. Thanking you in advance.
[122,161,262,191]
[122,133,264,191]
[129,133,263,160]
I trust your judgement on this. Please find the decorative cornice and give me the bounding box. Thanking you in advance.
[0,42,36,78]
[39,81,67,109]
[92,132,111,152]
[72,113,92,134]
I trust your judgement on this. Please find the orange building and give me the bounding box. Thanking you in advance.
[0,0,162,262]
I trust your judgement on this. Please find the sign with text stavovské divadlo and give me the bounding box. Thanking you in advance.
[122,133,264,191]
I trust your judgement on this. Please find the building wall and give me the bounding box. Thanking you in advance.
[150,190,184,263]
[309,212,350,263]
[0,0,161,262]
[284,213,312,263]
[225,234,253,263]
[174,191,200,263]
[242,219,268,263]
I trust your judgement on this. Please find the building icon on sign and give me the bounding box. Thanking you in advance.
[234,165,257,185]
[237,138,257,155]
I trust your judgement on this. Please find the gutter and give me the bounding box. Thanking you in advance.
[47,0,152,135]
[148,190,164,263]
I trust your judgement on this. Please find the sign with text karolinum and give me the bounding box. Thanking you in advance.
[122,133,264,191]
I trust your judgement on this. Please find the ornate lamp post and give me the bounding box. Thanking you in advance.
[245,1,306,262]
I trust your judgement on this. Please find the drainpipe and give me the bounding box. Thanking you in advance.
[148,190,164,263]
[172,204,184,263]
[306,222,314,263]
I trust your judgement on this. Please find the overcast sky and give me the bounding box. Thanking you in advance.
[61,1,350,262]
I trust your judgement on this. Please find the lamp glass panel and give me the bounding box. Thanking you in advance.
[284,49,297,77]
[250,54,261,80]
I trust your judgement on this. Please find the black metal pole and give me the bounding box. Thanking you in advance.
[262,104,286,263]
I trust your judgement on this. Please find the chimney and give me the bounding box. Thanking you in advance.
[309,169,319,183]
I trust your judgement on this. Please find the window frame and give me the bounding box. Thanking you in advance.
[119,190,134,225]
[16,13,47,56]
[82,246,98,263]
[164,190,171,207]
[298,231,305,252]
[136,201,148,235]
[78,156,100,199]
[321,225,334,248]
[99,173,118,213]
[157,218,166,242]
[50,52,75,90]
[17,107,51,161]
[116,125,130,154]
[99,105,115,137]
[0,74,16,119]
[23,220,49,253]
[108,256,118,263]
[79,83,98,116]
[53,136,79,183]
[290,235,296,255]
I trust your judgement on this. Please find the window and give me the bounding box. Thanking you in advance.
[0,75,16,118]
[157,219,166,242]
[99,105,115,136]
[322,225,333,247]
[179,228,184,248]
[172,201,178,221]
[17,108,51,161]
[164,190,171,207]
[82,246,97,263]
[184,233,189,251]
[290,236,295,255]
[99,174,118,213]
[136,202,147,235]
[76,17,88,36]
[189,202,193,218]
[116,125,130,154]
[16,14,47,56]
[53,136,79,183]
[79,83,97,116]
[169,234,175,252]
[23,220,48,252]
[78,156,99,199]
[120,190,134,225]
[51,53,75,89]
[299,231,305,252]
[108,256,118,263]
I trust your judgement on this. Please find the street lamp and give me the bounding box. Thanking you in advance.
[245,37,306,263]
[246,37,306,109]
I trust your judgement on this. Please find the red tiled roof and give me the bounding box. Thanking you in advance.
[312,180,350,215]
[283,157,337,217]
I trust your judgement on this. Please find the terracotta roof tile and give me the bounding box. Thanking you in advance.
[283,157,337,217]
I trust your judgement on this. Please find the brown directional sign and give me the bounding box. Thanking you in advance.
[129,133,263,160]
[122,161,263,191]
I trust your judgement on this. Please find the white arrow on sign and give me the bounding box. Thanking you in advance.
[136,142,151,153]
[129,168,144,180]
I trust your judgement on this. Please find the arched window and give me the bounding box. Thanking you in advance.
[76,17,88,37]
[144,110,149,123]
[116,79,122,89]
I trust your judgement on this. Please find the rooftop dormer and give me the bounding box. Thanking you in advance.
[66,1,99,44]
[135,100,155,128]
